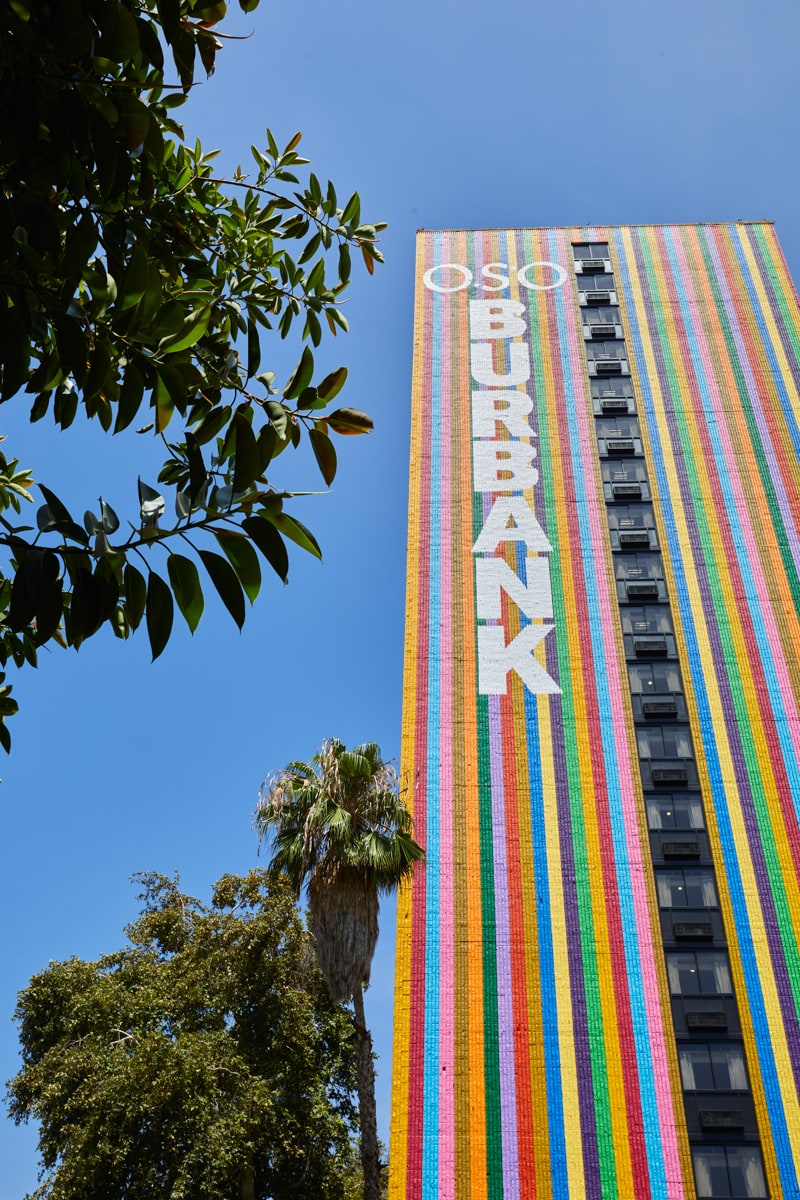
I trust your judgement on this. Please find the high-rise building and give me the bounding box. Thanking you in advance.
[390,224,800,1200]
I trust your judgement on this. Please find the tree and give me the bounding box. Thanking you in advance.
[0,0,385,750]
[6,870,362,1200]
[255,740,425,1200]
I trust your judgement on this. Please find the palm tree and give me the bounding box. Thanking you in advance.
[256,739,424,1200]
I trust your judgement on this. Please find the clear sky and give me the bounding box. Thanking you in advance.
[3,0,800,1193]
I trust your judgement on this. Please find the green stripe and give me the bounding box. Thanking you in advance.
[468,232,504,1200]
[639,231,800,1031]
[526,228,618,1200]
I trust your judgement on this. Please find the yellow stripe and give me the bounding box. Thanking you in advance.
[389,231,428,1200]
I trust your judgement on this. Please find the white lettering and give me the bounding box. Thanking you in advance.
[517,261,568,291]
[470,342,531,387]
[475,556,554,621]
[422,260,567,293]
[473,441,539,492]
[422,263,472,293]
[469,300,526,340]
[471,390,534,440]
[478,624,560,695]
[481,262,510,292]
[472,496,552,554]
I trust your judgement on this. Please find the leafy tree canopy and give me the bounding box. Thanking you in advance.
[0,0,384,749]
[6,870,361,1200]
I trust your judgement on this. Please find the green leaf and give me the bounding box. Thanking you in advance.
[198,550,245,628]
[327,407,373,436]
[265,400,289,441]
[117,245,149,312]
[242,515,288,583]
[232,413,259,494]
[266,510,322,560]
[146,571,174,660]
[185,433,207,502]
[69,568,102,647]
[100,499,120,535]
[247,319,261,377]
[213,531,261,603]
[192,405,231,445]
[139,480,165,522]
[124,564,147,630]
[167,554,204,632]
[115,365,145,433]
[309,428,336,486]
[160,305,212,354]
[283,347,314,400]
[317,366,347,403]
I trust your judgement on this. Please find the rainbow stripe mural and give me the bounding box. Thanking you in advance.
[391,225,800,1200]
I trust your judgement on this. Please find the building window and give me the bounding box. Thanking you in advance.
[585,305,621,325]
[578,271,615,292]
[602,461,649,484]
[657,869,717,908]
[692,1147,767,1198]
[637,725,693,759]
[586,340,626,361]
[596,418,641,441]
[629,662,682,694]
[615,553,663,581]
[647,795,704,830]
[680,1045,748,1091]
[622,605,673,636]
[573,242,609,259]
[591,379,634,400]
[667,951,732,996]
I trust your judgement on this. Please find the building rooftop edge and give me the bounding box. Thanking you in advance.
[416,220,775,233]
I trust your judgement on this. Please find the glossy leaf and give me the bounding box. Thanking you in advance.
[309,428,337,486]
[242,515,288,584]
[167,554,204,632]
[198,550,245,629]
[213,530,261,603]
[146,571,174,660]
[327,407,374,436]
[283,347,314,400]
[267,510,322,560]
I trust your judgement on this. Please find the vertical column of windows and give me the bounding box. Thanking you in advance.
[572,243,767,1199]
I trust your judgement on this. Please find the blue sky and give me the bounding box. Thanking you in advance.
[3,0,800,1193]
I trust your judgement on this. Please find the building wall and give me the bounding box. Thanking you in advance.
[391,225,800,1200]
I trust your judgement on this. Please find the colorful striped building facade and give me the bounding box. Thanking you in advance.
[391,224,800,1200]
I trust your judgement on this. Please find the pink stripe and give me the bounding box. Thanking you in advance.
[670,232,800,776]
[437,235,456,1198]
[555,229,687,1196]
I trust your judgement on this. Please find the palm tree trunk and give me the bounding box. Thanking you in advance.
[352,983,381,1200]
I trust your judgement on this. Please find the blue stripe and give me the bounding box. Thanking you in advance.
[621,227,799,1200]
[421,231,441,1198]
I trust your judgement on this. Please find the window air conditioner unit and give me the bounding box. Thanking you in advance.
[611,482,643,499]
[601,398,629,412]
[591,324,616,339]
[633,636,667,655]
[662,840,701,858]
[686,1010,728,1030]
[578,258,600,271]
[626,580,659,598]
[596,360,623,375]
[700,1111,745,1130]
[652,767,688,785]
[619,530,650,547]
[673,921,713,939]
[586,291,611,304]
[642,699,678,718]
[606,438,635,454]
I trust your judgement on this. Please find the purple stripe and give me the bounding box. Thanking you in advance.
[634,231,800,1083]
[488,693,521,1200]
[703,228,800,586]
